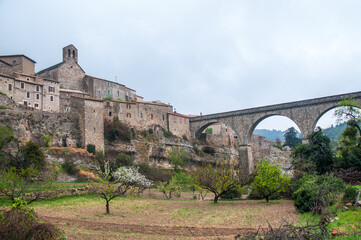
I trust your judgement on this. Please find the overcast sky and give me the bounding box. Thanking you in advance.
[1,0,360,131]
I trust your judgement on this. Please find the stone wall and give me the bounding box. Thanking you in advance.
[251,134,291,170]
[57,60,85,91]
[43,79,60,112]
[104,100,172,131]
[0,62,13,76]
[71,96,104,152]
[168,113,190,139]
[0,109,81,147]
[0,75,15,100]
[84,75,137,101]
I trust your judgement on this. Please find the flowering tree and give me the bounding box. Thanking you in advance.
[90,164,152,213]
[112,166,153,195]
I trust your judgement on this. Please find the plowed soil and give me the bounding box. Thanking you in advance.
[32,193,298,240]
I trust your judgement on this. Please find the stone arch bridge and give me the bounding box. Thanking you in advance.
[189,91,361,171]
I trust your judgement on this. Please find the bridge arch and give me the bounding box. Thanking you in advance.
[246,114,302,143]
[194,120,240,140]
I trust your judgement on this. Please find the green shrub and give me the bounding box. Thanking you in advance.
[221,186,243,200]
[0,91,6,95]
[104,117,132,142]
[148,128,153,134]
[103,97,113,101]
[0,198,63,239]
[141,130,148,137]
[20,141,46,170]
[62,159,79,176]
[182,135,188,141]
[86,144,96,154]
[293,174,345,214]
[116,152,132,167]
[342,185,360,203]
[0,106,7,110]
[41,135,53,147]
[162,128,173,138]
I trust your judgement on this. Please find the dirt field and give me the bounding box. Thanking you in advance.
[30,192,299,240]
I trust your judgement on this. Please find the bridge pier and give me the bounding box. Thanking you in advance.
[238,144,253,174]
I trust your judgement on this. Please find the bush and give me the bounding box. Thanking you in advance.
[41,135,53,148]
[86,144,96,154]
[221,186,243,200]
[148,128,154,134]
[162,128,173,138]
[104,117,132,142]
[293,174,345,214]
[20,141,46,170]
[116,152,132,167]
[62,159,79,175]
[342,185,360,203]
[182,135,188,141]
[0,198,63,240]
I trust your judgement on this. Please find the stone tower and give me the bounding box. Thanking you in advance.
[63,44,78,63]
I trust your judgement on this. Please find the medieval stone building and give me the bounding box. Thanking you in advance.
[0,44,192,151]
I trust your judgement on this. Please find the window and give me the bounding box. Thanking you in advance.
[66,99,69,104]
[36,85,40,92]
[68,49,71,57]
[126,103,131,109]
[162,115,165,121]
[151,114,153,120]
[72,50,75,58]
[8,84,12,91]
[106,102,110,107]
[23,101,27,106]
[36,94,40,100]
[48,86,55,93]
[50,96,54,102]
[109,111,112,117]
[12,60,16,65]
[127,113,131,118]
[21,82,25,89]
[34,103,39,108]
[26,92,30,98]
[140,113,143,118]
[117,91,120,97]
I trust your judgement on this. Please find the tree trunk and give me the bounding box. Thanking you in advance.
[214,194,219,203]
[266,196,269,202]
[106,200,110,214]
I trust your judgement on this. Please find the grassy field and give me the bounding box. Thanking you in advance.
[1,193,298,239]
[1,190,360,239]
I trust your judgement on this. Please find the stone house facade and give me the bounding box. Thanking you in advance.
[60,89,89,113]
[168,112,191,139]
[70,96,105,152]
[104,100,173,130]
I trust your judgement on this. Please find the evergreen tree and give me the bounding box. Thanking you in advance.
[283,127,301,149]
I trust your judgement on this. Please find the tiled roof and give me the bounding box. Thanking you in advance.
[36,62,63,75]
[0,55,36,63]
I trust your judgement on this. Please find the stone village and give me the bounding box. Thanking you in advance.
[2,44,360,171]
[0,44,197,153]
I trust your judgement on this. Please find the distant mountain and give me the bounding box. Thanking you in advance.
[254,122,348,142]
[253,129,285,142]
[322,122,347,142]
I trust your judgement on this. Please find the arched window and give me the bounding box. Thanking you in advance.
[72,50,75,58]
[68,49,71,57]
[151,114,153,120]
